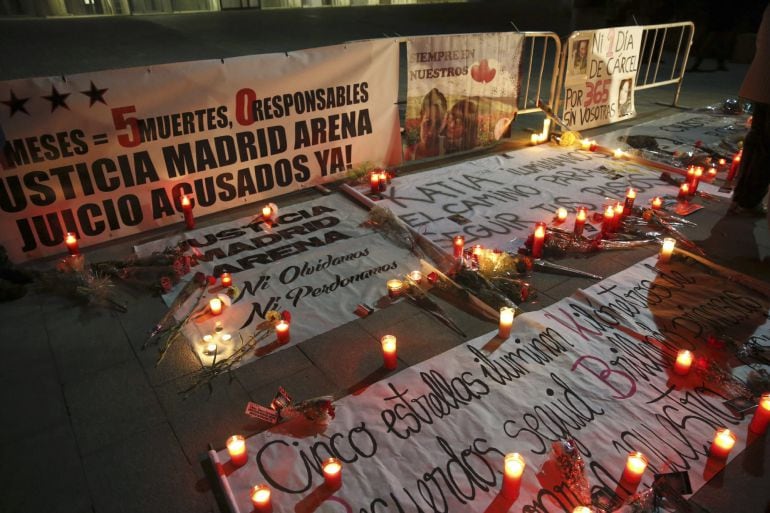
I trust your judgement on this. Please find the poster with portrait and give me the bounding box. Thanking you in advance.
[562,26,643,131]
[404,33,524,161]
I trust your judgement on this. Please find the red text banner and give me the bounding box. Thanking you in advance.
[0,40,401,262]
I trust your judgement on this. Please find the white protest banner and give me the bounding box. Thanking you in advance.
[404,33,524,160]
[562,27,643,130]
[594,111,749,162]
[212,254,768,513]
[361,145,677,254]
[136,194,420,364]
[0,40,401,262]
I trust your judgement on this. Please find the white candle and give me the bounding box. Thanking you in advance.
[659,238,676,263]
[498,306,515,339]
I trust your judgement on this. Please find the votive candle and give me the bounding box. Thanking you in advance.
[677,183,690,201]
[499,306,515,339]
[250,484,272,513]
[556,207,568,223]
[502,452,525,499]
[226,435,248,467]
[602,205,615,235]
[370,172,380,194]
[613,202,624,229]
[387,279,404,299]
[674,350,693,375]
[690,167,702,194]
[381,335,398,370]
[453,235,465,258]
[64,232,80,256]
[651,196,662,210]
[378,171,387,192]
[261,205,273,220]
[531,223,546,259]
[209,298,223,316]
[323,457,343,490]
[614,148,625,159]
[181,194,195,230]
[727,150,742,181]
[574,207,586,236]
[710,428,736,459]
[276,320,290,344]
[622,452,648,484]
[408,270,423,284]
[624,188,636,215]
[749,393,770,434]
[220,272,232,288]
[659,238,676,263]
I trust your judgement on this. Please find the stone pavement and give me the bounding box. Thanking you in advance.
[1,4,770,513]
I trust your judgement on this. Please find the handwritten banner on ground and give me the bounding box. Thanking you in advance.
[563,26,643,130]
[212,254,768,512]
[135,194,419,363]
[0,40,401,262]
[594,110,749,165]
[404,33,523,160]
[362,145,676,254]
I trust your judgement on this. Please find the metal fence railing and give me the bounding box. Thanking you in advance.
[634,21,695,106]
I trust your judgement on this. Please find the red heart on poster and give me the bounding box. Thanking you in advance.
[470,59,496,83]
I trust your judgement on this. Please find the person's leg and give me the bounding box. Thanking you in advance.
[732,102,770,209]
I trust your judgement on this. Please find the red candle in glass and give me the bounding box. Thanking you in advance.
[64,232,80,256]
[220,273,232,288]
[573,207,586,236]
[624,188,636,215]
[602,206,615,235]
[531,223,546,259]
[677,183,690,201]
[261,205,273,221]
[181,194,195,230]
[276,320,290,344]
[749,393,770,434]
[381,335,398,370]
[690,167,702,195]
[226,435,248,467]
[323,457,343,490]
[613,202,623,230]
[453,235,465,258]
[710,428,736,459]
[727,150,742,181]
[250,484,272,513]
[651,196,662,210]
[370,172,380,194]
[378,171,387,192]
[502,453,525,499]
[555,207,568,223]
[622,452,648,484]
[673,350,693,375]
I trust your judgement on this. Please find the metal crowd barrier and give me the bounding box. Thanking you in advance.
[554,21,695,118]
[633,21,695,106]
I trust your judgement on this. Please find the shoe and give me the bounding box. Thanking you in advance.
[728,202,767,217]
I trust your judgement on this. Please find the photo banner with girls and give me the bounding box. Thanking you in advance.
[211,253,768,513]
[0,40,401,262]
[562,26,644,131]
[404,33,524,161]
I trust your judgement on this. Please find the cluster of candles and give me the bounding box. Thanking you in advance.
[232,395,770,509]
[369,170,390,194]
[203,332,232,357]
[676,165,705,200]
